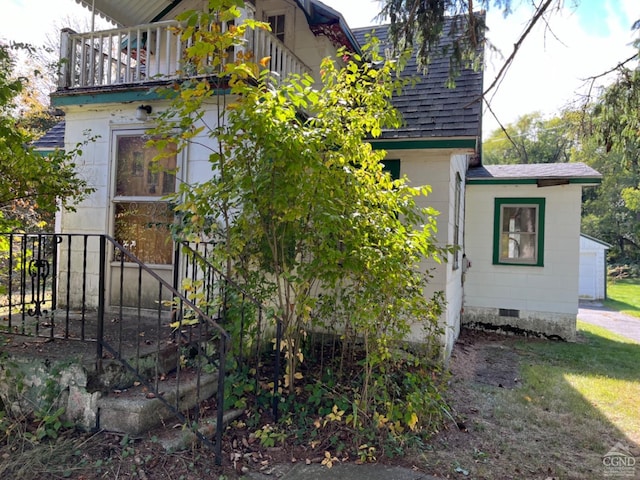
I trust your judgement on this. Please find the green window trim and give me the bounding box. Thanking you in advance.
[453,172,462,270]
[493,197,545,267]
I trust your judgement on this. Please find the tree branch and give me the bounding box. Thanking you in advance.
[483,0,556,100]
[580,52,639,108]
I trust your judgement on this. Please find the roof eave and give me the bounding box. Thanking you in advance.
[467,176,602,185]
[295,0,361,53]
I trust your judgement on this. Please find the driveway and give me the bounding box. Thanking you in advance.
[578,300,640,343]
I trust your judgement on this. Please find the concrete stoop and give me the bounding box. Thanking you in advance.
[0,337,233,447]
[95,342,183,390]
[98,370,220,436]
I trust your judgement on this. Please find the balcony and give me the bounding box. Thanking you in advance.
[57,20,312,90]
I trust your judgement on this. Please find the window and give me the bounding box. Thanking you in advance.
[381,159,400,180]
[113,133,177,265]
[453,173,462,269]
[493,198,545,266]
[267,14,286,43]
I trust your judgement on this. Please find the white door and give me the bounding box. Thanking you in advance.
[579,252,597,299]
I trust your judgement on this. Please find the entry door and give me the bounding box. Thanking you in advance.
[110,131,177,308]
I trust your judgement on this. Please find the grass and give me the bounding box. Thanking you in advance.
[418,322,640,479]
[519,322,640,443]
[604,278,640,318]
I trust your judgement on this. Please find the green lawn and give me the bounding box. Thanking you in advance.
[519,322,640,443]
[604,278,640,318]
[418,321,640,479]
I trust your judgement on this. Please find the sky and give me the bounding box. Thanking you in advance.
[2,0,639,138]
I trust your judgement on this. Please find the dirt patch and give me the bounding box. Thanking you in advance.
[449,330,521,389]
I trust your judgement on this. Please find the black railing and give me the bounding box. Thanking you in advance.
[175,241,284,422]
[0,233,231,464]
[0,233,96,340]
[101,235,230,462]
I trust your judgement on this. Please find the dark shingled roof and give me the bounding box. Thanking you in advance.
[467,163,602,180]
[32,121,65,151]
[352,22,483,141]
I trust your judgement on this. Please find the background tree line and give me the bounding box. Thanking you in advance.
[482,78,640,268]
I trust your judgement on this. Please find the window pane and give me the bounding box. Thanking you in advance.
[268,14,286,42]
[500,206,537,262]
[502,207,536,234]
[453,173,461,269]
[500,232,536,260]
[114,202,173,264]
[116,136,176,197]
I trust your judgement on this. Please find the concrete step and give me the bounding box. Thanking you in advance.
[158,408,244,452]
[95,334,216,391]
[95,342,182,391]
[98,369,220,436]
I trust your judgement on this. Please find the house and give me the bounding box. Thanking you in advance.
[351,23,483,356]
[41,0,600,357]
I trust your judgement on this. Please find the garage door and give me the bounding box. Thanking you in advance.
[579,252,597,299]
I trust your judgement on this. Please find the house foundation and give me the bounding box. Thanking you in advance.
[462,306,577,341]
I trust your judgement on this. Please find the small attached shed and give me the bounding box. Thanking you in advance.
[463,163,602,341]
[579,234,610,300]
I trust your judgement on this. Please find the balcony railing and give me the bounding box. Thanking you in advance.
[58,21,312,90]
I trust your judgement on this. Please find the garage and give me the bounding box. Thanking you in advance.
[579,234,610,300]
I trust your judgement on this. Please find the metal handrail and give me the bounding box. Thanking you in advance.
[176,241,284,422]
[0,233,231,464]
[100,234,229,463]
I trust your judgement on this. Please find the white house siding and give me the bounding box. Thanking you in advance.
[463,183,583,341]
[54,4,343,310]
[256,0,334,86]
[389,149,471,357]
[58,101,225,309]
[579,235,609,300]
[442,154,469,355]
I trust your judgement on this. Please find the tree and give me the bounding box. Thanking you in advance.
[0,43,93,231]
[379,0,562,90]
[583,66,640,263]
[151,0,449,438]
[590,68,640,170]
[577,144,640,264]
[483,112,577,165]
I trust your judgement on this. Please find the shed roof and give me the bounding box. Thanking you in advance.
[467,163,602,185]
[580,233,612,249]
[351,22,483,141]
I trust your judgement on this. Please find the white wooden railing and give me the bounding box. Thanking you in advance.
[58,21,312,89]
